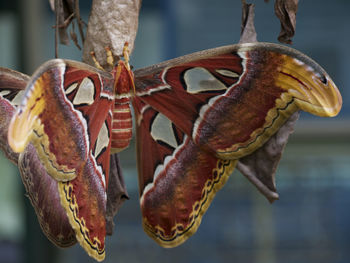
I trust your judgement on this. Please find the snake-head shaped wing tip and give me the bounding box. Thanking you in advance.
[7,64,49,154]
[319,77,342,117]
[6,59,94,182]
[269,45,343,118]
[307,75,342,117]
[283,69,343,118]
[8,108,37,153]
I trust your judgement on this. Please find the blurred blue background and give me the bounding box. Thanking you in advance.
[0,0,349,263]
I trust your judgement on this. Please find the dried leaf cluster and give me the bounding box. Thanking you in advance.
[264,0,299,44]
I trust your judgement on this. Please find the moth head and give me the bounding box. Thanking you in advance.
[113,60,135,96]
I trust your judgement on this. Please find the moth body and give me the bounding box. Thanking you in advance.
[111,60,134,153]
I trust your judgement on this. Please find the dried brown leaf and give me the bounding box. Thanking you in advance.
[51,0,85,57]
[52,0,75,45]
[106,154,129,235]
[239,1,257,43]
[274,0,299,44]
[237,112,300,203]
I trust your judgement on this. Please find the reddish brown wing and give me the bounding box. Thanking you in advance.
[7,60,116,261]
[0,68,28,162]
[0,67,77,247]
[133,42,342,246]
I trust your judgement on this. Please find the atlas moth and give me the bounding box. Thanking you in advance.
[0,42,342,261]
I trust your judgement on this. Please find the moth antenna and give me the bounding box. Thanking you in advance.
[122,42,136,94]
[105,46,114,67]
[90,51,104,70]
[122,42,131,71]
